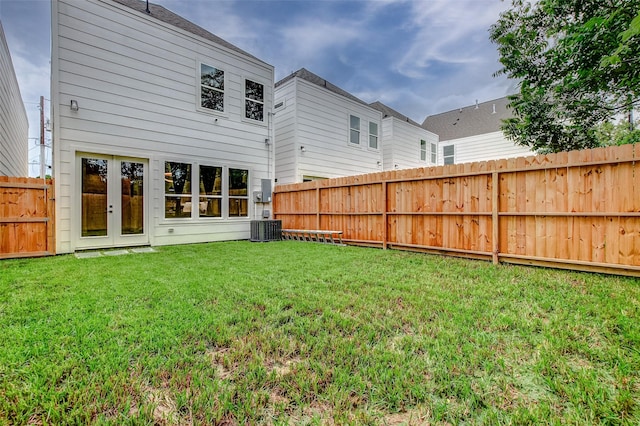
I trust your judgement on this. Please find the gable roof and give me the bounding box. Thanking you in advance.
[111,0,260,61]
[369,101,421,127]
[276,68,369,107]
[422,97,512,141]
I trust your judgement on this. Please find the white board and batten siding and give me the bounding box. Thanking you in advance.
[274,77,382,184]
[0,21,28,177]
[438,131,534,165]
[51,0,274,253]
[381,117,438,171]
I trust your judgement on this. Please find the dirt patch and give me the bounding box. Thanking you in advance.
[382,408,431,425]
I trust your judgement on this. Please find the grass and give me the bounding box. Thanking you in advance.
[0,241,639,425]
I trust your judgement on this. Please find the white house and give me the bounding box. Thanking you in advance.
[51,0,274,253]
[274,68,383,184]
[369,101,438,171]
[422,97,534,165]
[0,20,28,177]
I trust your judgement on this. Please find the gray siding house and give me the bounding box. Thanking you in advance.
[422,97,533,165]
[51,0,274,253]
[0,21,28,177]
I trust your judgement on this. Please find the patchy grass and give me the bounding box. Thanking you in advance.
[0,241,639,425]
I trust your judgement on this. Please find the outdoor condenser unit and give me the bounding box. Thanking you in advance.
[250,219,282,242]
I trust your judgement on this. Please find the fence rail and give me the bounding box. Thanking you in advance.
[0,176,55,259]
[273,144,640,276]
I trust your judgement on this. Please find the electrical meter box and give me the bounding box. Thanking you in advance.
[253,179,272,203]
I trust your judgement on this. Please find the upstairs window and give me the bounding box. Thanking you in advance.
[430,142,437,163]
[369,122,378,149]
[349,115,360,145]
[200,64,224,112]
[420,140,427,161]
[443,145,455,165]
[245,79,264,121]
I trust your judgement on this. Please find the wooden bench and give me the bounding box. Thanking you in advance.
[281,229,344,245]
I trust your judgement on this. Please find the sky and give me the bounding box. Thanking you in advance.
[0,0,518,176]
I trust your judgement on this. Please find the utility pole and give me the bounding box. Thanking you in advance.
[39,96,46,179]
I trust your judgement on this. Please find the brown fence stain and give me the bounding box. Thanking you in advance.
[0,176,55,259]
[274,144,640,277]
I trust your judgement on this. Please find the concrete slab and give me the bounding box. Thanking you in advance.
[130,247,156,253]
[102,249,131,256]
[75,251,103,259]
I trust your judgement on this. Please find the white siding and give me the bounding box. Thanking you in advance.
[273,79,297,184]
[274,77,382,184]
[382,117,438,170]
[51,0,274,253]
[0,21,28,177]
[438,131,534,165]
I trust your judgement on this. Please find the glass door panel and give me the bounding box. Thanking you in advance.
[81,158,108,237]
[121,161,144,235]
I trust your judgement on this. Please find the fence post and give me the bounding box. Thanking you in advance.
[382,180,388,249]
[492,171,499,264]
[316,182,321,230]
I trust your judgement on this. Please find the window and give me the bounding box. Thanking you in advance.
[199,165,222,217]
[245,79,264,121]
[228,168,249,217]
[369,122,378,149]
[200,63,224,112]
[430,142,437,164]
[420,140,427,161]
[443,145,455,165]
[349,115,360,145]
[165,162,192,218]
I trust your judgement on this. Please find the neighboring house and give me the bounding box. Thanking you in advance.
[422,97,534,165]
[274,68,383,184]
[369,101,438,170]
[51,0,274,253]
[0,20,28,177]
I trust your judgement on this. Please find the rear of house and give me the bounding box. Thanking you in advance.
[274,68,382,184]
[369,101,438,170]
[0,21,28,177]
[51,0,274,253]
[422,97,533,165]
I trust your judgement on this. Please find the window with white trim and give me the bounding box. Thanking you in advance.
[369,122,378,149]
[245,79,264,121]
[420,140,427,161]
[165,162,192,218]
[200,63,224,112]
[443,145,455,165]
[228,168,249,217]
[430,142,437,164]
[199,165,222,217]
[349,115,360,145]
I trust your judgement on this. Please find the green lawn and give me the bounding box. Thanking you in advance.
[1,241,639,425]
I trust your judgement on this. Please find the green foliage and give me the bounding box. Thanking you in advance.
[595,118,640,146]
[490,0,640,153]
[1,241,639,424]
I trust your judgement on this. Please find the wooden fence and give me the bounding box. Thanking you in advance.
[274,144,640,276]
[0,176,55,259]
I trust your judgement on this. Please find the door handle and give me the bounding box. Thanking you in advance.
[108,205,113,214]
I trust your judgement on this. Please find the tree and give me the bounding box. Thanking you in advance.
[595,118,640,146]
[490,0,640,153]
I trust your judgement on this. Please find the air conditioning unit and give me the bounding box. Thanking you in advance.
[250,220,282,242]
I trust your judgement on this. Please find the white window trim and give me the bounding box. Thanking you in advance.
[196,61,228,117]
[162,160,252,222]
[420,139,427,162]
[443,145,455,165]
[198,164,224,219]
[349,114,361,146]
[430,142,437,164]
[242,76,268,126]
[368,121,379,150]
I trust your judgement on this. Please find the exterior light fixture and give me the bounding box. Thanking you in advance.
[70,100,79,111]
[300,146,306,152]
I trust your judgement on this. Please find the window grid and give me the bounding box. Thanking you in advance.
[349,115,360,145]
[369,122,378,149]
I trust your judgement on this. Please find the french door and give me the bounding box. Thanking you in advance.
[76,153,148,249]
